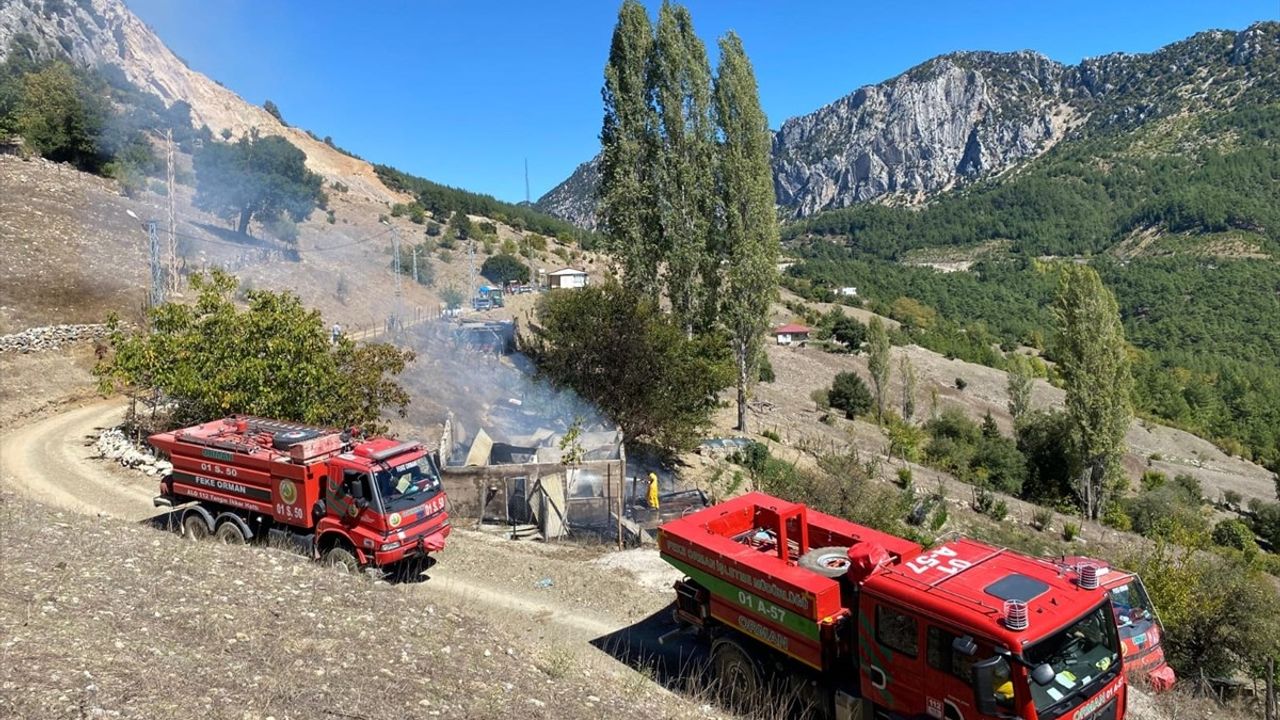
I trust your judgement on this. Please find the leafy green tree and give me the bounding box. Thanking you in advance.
[598,0,660,298]
[480,253,531,285]
[831,314,866,350]
[530,283,733,450]
[899,353,917,422]
[1052,265,1133,520]
[867,316,891,422]
[1016,410,1081,505]
[1006,354,1034,420]
[828,371,873,419]
[651,1,716,333]
[449,210,473,240]
[193,130,324,235]
[714,31,778,432]
[6,60,109,171]
[1212,518,1258,553]
[94,271,413,433]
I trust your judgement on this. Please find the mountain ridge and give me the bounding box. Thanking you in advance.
[536,21,1280,227]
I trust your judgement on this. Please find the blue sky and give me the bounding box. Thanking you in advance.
[126,1,1277,204]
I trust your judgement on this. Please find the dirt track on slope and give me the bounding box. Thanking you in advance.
[0,398,672,646]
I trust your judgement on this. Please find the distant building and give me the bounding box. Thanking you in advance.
[772,323,812,346]
[839,286,858,297]
[548,268,588,290]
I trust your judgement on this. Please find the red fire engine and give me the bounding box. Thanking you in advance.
[1060,556,1175,690]
[149,416,450,572]
[660,492,1126,720]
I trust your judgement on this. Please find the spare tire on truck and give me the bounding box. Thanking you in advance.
[799,546,853,578]
[272,429,319,450]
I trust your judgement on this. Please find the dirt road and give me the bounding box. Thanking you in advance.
[0,399,671,647]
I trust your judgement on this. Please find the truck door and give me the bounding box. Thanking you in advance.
[326,469,372,524]
[924,625,983,720]
[860,600,926,716]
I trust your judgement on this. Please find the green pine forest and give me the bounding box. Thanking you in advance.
[783,100,1280,467]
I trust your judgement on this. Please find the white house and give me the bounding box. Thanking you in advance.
[548,268,588,290]
[839,287,858,297]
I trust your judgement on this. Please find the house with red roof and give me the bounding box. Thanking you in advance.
[772,323,811,347]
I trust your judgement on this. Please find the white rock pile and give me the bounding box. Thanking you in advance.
[0,323,111,353]
[96,427,173,476]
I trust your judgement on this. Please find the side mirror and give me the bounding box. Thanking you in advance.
[952,635,978,657]
[1031,663,1055,687]
[971,656,1003,717]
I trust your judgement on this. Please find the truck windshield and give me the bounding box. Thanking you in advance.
[373,454,442,512]
[1023,602,1121,720]
[1108,578,1157,640]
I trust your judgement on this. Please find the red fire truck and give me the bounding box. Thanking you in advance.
[1060,556,1175,690]
[149,416,450,572]
[659,492,1127,720]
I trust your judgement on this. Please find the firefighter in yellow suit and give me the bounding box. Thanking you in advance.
[647,472,660,510]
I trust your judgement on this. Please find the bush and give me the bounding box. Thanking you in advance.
[1062,521,1080,542]
[1221,489,1242,510]
[1211,518,1257,552]
[1124,485,1207,538]
[425,221,442,237]
[810,388,831,410]
[1030,507,1054,532]
[1172,473,1203,503]
[757,351,775,383]
[761,429,781,443]
[829,371,873,418]
[954,377,967,390]
[326,210,335,225]
[1140,470,1167,491]
[265,217,298,244]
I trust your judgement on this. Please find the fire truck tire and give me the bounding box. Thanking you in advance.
[215,521,247,544]
[799,546,853,578]
[182,513,210,541]
[712,637,763,712]
[323,545,359,573]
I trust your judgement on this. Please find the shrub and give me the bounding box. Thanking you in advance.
[896,467,913,488]
[810,388,831,410]
[1172,473,1203,503]
[266,217,298,244]
[1030,507,1054,532]
[761,429,781,443]
[425,221,442,237]
[1221,489,1242,510]
[954,377,967,390]
[1211,518,1257,553]
[1062,521,1080,541]
[1101,504,1132,531]
[1140,470,1167,491]
[326,210,335,224]
[757,351,775,383]
[829,371,873,418]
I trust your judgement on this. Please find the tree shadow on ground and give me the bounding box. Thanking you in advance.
[590,604,711,694]
[191,221,276,249]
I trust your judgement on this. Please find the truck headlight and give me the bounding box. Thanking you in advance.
[380,541,402,551]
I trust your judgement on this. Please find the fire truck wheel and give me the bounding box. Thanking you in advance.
[799,546,853,578]
[215,521,247,544]
[323,545,359,573]
[712,638,762,712]
[182,514,209,541]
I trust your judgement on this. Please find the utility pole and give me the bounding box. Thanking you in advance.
[147,219,165,308]
[165,129,178,294]
[391,227,402,331]
[468,236,477,304]
[412,245,419,285]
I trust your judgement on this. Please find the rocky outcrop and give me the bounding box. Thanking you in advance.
[772,52,1072,217]
[533,156,600,230]
[537,22,1279,226]
[0,323,112,353]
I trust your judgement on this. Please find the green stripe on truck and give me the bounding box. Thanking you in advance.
[666,556,821,642]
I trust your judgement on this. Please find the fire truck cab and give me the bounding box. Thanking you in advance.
[150,416,450,572]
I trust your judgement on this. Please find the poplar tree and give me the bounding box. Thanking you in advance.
[1052,265,1133,520]
[714,33,778,433]
[899,353,917,422]
[598,1,660,299]
[867,317,891,422]
[1007,355,1034,421]
[650,2,716,334]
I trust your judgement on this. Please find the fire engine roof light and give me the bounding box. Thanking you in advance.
[1077,562,1100,590]
[370,442,420,462]
[1003,599,1029,631]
